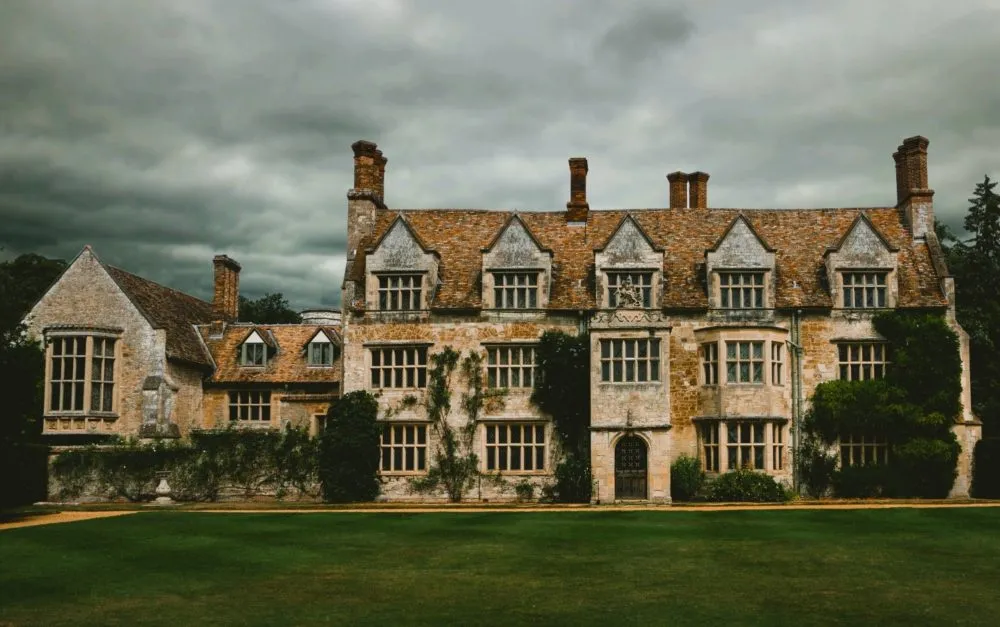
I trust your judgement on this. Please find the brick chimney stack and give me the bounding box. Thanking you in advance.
[213,255,241,321]
[894,136,934,239]
[688,171,710,208]
[566,157,589,223]
[347,140,385,261]
[667,172,689,208]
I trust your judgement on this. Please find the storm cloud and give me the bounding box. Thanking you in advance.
[2,0,999,310]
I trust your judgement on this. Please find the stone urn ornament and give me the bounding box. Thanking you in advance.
[153,471,174,505]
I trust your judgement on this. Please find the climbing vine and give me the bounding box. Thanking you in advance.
[410,348,508,502]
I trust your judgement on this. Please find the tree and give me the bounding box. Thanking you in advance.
[317,391,381,503]
[237,293,302,324]
[963,175,1000,262]
[0,252,64,506]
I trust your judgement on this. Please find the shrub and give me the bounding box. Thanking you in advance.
[972,438,1000,498]
[705,468,789,503]
[888,436,960,498]
[832,465,888,498]
[670,455,705,502]
[548,453,592,503]
[50,446,100,500]
[514,479,535,502]
[318,391,381,503]
[797,438,838,498]
[0,442,48,507]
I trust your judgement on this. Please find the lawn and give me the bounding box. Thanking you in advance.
[2,508,999,626]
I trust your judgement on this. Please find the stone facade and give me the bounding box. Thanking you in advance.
[340,134,982,502]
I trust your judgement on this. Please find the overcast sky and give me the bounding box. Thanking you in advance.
[2,0,999,311]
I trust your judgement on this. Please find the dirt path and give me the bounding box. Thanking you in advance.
[0,511,137,531]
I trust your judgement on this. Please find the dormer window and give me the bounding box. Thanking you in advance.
[378,274,422,311]
[307,330,338,367]
[607,271,653,308]
[842,271,888,309]
[493,272,539,309]
[239,331,268,367]
[719,272,765,309]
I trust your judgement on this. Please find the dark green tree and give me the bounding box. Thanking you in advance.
[0,252,66,506]
[238,293,302,324]
[318,391,381,503]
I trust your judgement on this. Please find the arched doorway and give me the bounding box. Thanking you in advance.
[614,434,648,500]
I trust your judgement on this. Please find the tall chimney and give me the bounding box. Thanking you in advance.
[667,172,689,208]
[213,255,241,321]
[566,157,589,222]
[896,136,934,239]
[689,171,710,208]
[347,140,383,261]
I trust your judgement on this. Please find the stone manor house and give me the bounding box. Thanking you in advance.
[24,135,981,501]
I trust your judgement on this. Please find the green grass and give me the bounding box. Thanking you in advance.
[2,509,999,626]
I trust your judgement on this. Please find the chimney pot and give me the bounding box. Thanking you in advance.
[688,171,710,208]
[667,171,689,208]
[566,157,589,222]
[213,255,241,321]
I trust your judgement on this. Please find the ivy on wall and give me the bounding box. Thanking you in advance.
[799,311,962,498]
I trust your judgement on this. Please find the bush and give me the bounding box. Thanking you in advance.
[318,391,381,503]
[50,446,100,500]
[0,442,48,507]
[972,438,1000,498]
[888,436,960,498]
[670,455,704,502]
[514,479,535,502]
[705,468,790,503]
[549,452,592,503]
[832,465,888,498]
[797,438,838,498]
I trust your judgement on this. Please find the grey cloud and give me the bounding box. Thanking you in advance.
[1,0,999,310]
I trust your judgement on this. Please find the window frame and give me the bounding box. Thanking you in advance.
[840,271,889,309]
[239,342,267,368]
[836,342,889,381]
[605,270,655,308]
[717,271,766,309]
[724,340,765,384]
[227,390,272,423]
[380,422,429,474]
[485,344,537,389]
[839,433,889,467]
[699,420,786,473]
[599,337,662,384]
[44,332,120,417]
[771,341,784,386]
[491,271,540,310]
[369,345,430,389]
[376,272,424,312]
[306,341,337,367]
[482,422,547,474]
[701,342,719,386]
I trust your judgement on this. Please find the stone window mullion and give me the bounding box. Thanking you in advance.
[83,336,94,416]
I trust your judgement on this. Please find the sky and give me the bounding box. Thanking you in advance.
[2,0,1000,311]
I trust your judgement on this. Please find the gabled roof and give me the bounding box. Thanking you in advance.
[305,327,341,347]
[103,263,216,368]
[481,213,553,254]
[707,213,776,253]
[349,206,947,310]
[238,327,277,349]
[596,213,663,252]
[366,214,438,257]
[824,212,899,256]
[199,323,343,384]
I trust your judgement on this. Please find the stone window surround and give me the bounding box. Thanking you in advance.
[228,390,272,423]
[306,334,338,368]
[695,417,789,474]
[375,271,425,311]
[482,267,549,310]
[490,270,542,310]
[379,421,429,475]
[695,327,788,387]
[484,342,538,389]
[598,336,662,384]
[599,267,662,310]
[833,340,890,381]
[832,266,897,310]
[717,270,767,309]
[481,421,548,474]
[366,342,432,390]
[709,268,773,310]
[43,328,122,420]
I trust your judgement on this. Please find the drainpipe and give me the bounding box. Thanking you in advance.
[788,310,805,493]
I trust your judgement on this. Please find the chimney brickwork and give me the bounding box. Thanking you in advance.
[688,171,710,208]
[212,255,241,321]
[566,157,590,222]
[667,171,689,208]
[894,136,934,239]
[347,140,386,261]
